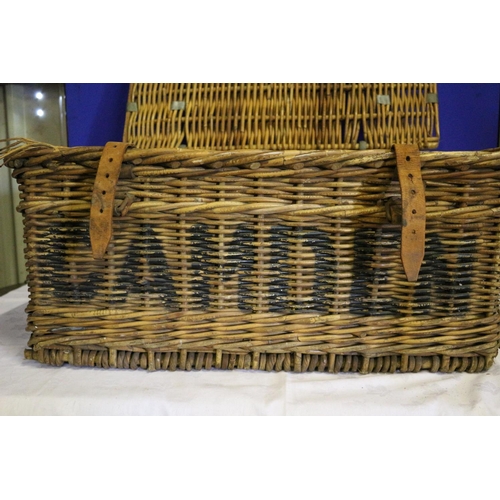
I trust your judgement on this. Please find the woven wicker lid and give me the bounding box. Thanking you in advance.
[123,83,440,151]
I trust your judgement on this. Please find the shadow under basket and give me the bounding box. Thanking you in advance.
[1,140,500,374]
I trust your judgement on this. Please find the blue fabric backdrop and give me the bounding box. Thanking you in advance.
[65,83,500,150]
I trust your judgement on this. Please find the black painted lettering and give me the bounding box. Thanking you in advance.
[188,223,212,309]
[225,225,255,311]
[115,225,178,308]
[349,227,398,316]
[301,230,337,313]
[45,220,101,301]
[420,233,475,315]
[268,225,292,312]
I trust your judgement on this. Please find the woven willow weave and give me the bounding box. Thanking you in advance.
[1,140,500,373]
[124,83,440,150]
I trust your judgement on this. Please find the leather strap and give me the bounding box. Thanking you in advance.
[394,144,426,282]
[90,142,129,259]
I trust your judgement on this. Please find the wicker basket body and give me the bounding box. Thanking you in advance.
[2,141,500,373]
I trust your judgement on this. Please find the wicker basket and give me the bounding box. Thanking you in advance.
[1,84,499,374]
[124,83,440,150]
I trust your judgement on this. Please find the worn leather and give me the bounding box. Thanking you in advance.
[394,144,426,282]
[90,142,129,259]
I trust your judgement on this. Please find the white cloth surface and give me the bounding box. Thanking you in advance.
[1,285,499,416]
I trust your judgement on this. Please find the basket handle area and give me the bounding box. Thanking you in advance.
[394,144,426,282]
[90,141,129,259]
